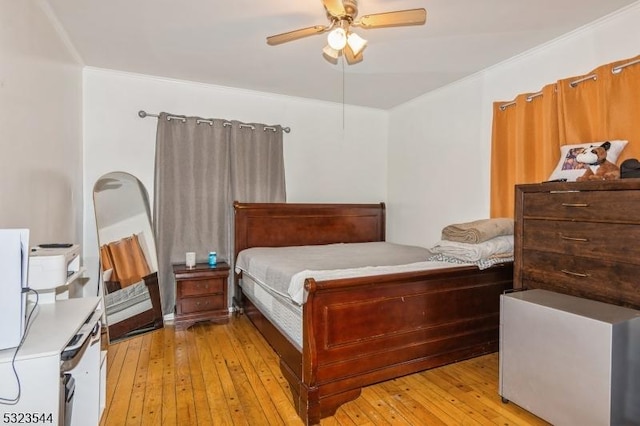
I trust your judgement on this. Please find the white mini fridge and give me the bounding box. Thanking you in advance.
[499,289,640,426]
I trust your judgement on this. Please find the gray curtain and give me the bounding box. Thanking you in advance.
[153,114,285,315]
[230,120,286,202]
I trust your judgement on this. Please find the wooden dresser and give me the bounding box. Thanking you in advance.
[514,179,640,310]
[173,262,230,329]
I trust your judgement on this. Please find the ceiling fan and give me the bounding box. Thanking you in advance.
[266,0,427,65]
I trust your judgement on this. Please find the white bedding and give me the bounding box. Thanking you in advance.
[428,235,514,262]
[235,242,469,305]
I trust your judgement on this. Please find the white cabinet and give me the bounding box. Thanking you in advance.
[500,289,640,426]
[0,298,105,425]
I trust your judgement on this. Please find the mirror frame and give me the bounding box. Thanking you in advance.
[93,171,163,342]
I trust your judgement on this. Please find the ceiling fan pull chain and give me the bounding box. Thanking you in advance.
[340,56,345,130]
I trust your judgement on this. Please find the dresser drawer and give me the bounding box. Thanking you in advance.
[523,219,640,264]
[178,278,224,297]
[521,250,640,308]
[179,295,225,314]
[523,190,640,222]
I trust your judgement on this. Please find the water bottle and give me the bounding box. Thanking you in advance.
[208,251,217,267]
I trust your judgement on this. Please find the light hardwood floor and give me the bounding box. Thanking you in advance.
[100,315,549,425]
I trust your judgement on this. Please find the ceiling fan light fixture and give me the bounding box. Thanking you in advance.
[327,27,347,50]
[323,44,341,59]
[322,46,340,65]
[346,32,367,56]
[344,44,364,65]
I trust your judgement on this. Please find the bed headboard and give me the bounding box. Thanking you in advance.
[233,202,385,259]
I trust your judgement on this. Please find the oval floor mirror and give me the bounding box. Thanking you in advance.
[93,171,164,342]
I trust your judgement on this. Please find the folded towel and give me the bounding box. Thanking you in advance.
[429,235,514,262]
[442,218,514,244]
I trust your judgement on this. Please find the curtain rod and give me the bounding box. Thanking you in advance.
[612,57,640,74]
[499,56,640,111]
[138,110,291,133]
[499,90,544,110]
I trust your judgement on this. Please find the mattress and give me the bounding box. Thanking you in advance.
[241,274,303,351]
[236,241,461,304]
[237,242,475,348]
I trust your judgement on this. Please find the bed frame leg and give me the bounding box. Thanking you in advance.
[300,386,321,426]
[294,386,362,425]
[284,375,361,424]
[232,296,244,316]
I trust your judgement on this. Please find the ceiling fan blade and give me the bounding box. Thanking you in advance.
[356,8,427,29]
[322,0,346,17]
[267,25,327,45]
[344,44,363,65]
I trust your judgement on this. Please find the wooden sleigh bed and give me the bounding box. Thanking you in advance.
[233,202,513,425]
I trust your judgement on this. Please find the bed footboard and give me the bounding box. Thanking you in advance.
[292,263,513,424]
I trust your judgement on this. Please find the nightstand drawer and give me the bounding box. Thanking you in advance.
[179,295,225,314]
[178,279,224,297]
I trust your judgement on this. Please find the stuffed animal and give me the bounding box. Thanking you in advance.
[575,141,620,181]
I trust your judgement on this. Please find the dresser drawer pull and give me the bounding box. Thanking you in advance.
[561,202,589,208]
[561,269,590,278]
[559,234,589,242]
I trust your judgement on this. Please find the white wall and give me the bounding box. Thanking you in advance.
[387,2,640,247]
[0,0,82,246]
[82,69,388,294]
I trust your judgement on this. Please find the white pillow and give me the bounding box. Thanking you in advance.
[548,140,628,182]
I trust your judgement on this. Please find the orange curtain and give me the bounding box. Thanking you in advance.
[491,84,559,217]
[101,234,151,288]
[490,99,516,218]
[557,69,608,143]
[99,245,119,283]
[558,55,640,161]
[606,56,640,162]
[491,54,640,217]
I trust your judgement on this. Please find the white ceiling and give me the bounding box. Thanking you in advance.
[44,0,637,109]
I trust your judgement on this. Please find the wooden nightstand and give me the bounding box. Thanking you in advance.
[173,261,230,329]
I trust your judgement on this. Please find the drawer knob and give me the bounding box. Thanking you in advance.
[561,269,590,278]
[559,234,589,242]
[561,202,589,208]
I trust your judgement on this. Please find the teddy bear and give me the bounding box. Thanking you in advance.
[575,141,620,181]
